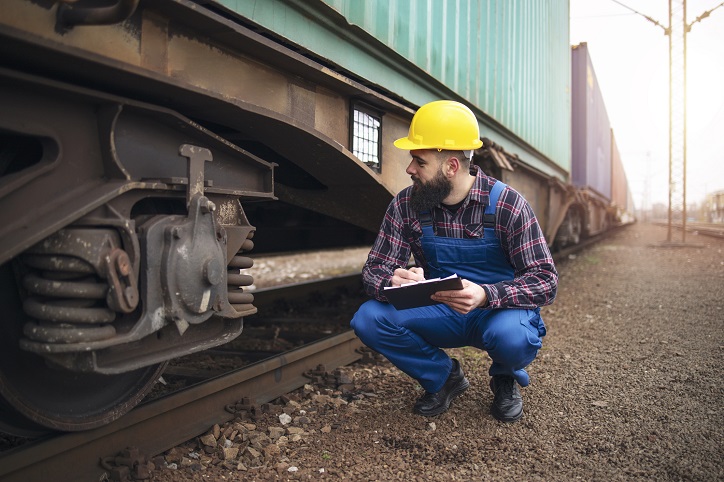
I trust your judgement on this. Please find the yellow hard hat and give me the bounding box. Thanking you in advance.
[394,100,483,151]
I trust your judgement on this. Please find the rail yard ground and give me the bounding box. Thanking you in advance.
[151,222,723,481]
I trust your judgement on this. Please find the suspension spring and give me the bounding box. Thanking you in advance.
[227,231,256,317]
[21,253,117,343]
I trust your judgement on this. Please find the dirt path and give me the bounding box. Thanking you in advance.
[151,222,724,481]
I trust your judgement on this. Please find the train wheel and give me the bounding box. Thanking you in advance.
[0,263,165,435]
[555,208,582,248]
[569,209,582,245]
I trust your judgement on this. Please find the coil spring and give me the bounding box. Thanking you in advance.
[227,231,255,316]
[21,254,117,343]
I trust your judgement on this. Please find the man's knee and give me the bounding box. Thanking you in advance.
[484,311,542,367]
[350,300,386,343]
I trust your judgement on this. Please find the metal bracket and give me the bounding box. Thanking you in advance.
[179,144,212,208]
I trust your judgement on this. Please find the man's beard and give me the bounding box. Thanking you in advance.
[409,168,453,212]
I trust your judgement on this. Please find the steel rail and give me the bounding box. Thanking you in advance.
[652,221,724,239]
[252,272,364,310]
[0,274,365,481]
[552,224,629,262]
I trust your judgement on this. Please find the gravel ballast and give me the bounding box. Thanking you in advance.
[149,222,724,481]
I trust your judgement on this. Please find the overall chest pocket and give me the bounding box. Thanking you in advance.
[426,236,495,272]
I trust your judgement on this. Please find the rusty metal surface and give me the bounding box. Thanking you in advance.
[0,0,408,235]
[0,66,272,375]
[0,57,275,428]
[0,0,385,433]
[57,0,141,30]
[0,67,275,266]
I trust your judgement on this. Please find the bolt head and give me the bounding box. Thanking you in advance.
[204,258,223,285]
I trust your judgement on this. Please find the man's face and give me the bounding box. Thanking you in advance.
[407,150,453,212]
[406,149,440,185]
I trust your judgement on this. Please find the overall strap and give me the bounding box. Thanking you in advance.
[419,210,433,228]
[484,180,507,228]
[419,210,435,238]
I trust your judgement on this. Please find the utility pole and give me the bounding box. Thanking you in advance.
[612,0,724,244]
[668,0,686,243]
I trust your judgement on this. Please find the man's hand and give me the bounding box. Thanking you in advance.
[431,279,487,314]
[391,267,425,287]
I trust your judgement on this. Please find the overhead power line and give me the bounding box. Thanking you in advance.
[609,0,724,32]
[609,0,669,33]
[687,1,724,30]
[608,0,722,243]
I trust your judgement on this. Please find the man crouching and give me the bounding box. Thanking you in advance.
[351,100,557,422]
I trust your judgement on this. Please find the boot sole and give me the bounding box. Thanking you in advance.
[414,377,470,417]
[491,403,523,422]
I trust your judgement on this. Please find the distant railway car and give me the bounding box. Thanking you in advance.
[565,42,635,244]
[0,0,631,433]
[704,191,724,223]
[611,131,636,224]
[570,42,613,241]
[572,43,613,201]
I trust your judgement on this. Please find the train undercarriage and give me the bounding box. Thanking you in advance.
[0,0,400,433]
[0,69,274,433]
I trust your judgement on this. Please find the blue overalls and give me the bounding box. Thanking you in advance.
[351,181,546,393]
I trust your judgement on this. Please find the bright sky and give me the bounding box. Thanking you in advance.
[569,0,724,210]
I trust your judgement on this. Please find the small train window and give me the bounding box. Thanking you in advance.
[351,103,381,172]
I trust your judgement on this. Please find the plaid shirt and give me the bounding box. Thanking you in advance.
[362,165,558,309]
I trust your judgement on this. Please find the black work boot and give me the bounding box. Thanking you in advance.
[490,375,523,422]
[413,358,469,417]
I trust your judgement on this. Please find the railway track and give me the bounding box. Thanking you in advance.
[551,223,629,261]
[0,274,365,482]
[652,221,724,239]
[0,228,619,481]
[0,333,363,482]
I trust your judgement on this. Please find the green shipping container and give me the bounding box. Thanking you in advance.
[213,0,571,180]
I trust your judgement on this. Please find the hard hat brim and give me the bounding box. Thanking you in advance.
[393,137,422,150]
[393,137,483,151]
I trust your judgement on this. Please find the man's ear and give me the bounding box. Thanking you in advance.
[444,156,460,177]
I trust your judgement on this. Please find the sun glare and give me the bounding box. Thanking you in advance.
[686,48,724,138]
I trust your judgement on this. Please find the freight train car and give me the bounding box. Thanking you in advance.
[0,0,631,434]
[568,42,635,245]
[611,131,636,225]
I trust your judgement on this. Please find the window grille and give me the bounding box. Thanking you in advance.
[351,103,381,171]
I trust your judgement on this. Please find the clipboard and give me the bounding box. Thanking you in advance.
[383,274,463,310]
